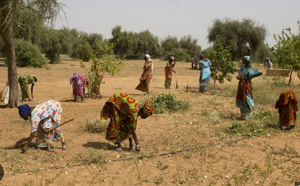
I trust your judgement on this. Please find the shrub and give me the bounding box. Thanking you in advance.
[82,120,107,133]
[14,39,47,67]
[152,93,189,114]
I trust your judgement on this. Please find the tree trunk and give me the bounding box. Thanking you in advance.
[288,69,294,86]
[0,2,20,108]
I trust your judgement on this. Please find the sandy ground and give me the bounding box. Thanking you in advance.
[0,58,300,185]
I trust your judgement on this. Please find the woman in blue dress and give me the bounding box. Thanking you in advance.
[198,54,212,93]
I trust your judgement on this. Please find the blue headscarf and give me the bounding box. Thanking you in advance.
[18,104,31,116]
[242,56,251,62]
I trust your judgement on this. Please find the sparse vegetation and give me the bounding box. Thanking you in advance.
[152,93,189,114]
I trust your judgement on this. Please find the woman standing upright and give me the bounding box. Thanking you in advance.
[198,54,212,93]
[236,56,262,120]
[164,56,176,89]
[135,54,153,94]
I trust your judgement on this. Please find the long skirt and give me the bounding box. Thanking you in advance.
[136,74,152,93]
[199,78,210,93]
[164,78,172,89]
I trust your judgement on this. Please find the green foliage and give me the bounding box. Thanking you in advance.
[86,42,124,92]
[161,35,201,60]
[164,48,190,62]
[208,18,267,60]
[204,42,236,84]
[273,21,300,85]
[40,27,62,63]
[225,109,279,137]
[152,93,189,114]
[14,39,46,67]
[179,35,201,57]
[74,40,94,62]
[271,76,286,87]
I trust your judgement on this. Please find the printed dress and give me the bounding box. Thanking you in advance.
[136,61,153,93]
[70,73,87,97]
[165,62,175,88]
[236,65,262,119]
[30,100,65,148]
[100,93,141,143]
[275,91,298,128]
[18,75,35,99]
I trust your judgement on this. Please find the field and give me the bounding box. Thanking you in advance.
[0,58,300,186]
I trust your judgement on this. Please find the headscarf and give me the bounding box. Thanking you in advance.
[142,101,155,117]
[242,56,251,62]
[169,56,175,61]
[18,104,31,116]
[145,54,151,61]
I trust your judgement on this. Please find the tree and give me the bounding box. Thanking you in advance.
[134,30,161,58]
[0,0,64,107]
[208,18,267,60]
[110,26,136,58]
[273,21,300,85]
[74,40,94,62]
[203,42,236,85]
[86,42,124,95]
[40,27,62,63]
[179,35,201,58]
[161,36,179,53]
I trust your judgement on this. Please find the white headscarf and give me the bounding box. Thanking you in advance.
[144,54,153,71]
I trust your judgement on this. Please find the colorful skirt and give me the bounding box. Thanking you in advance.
[36,127,65,149]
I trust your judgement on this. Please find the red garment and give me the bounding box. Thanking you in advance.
[275,90,298,127]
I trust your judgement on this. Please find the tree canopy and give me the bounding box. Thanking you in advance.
[208,18,267,60]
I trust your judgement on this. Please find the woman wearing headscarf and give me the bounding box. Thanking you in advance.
[18,100,67,152]
[18,74,37,101]
[198,54,212,93]
[100,93,155,152]
[275,91,298,130]
[236,56,262,120]
[264,58,273,69]
[165,56,176,89]
[135,54,153,94]
[70,73,87,102]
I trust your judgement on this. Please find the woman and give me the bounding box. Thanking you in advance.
[198,54,212,93]
[135,54,153,94]
[18,74,37,101]
[90,62,103,97]
[165,56,176,89]
[70,73,87,102]
[236,56,262,120]
[100,93,155,152]
[275,91,298,130]
[18,100,67,152]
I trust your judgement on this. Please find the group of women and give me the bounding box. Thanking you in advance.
[15,54,297,153]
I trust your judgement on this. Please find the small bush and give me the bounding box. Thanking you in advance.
[14,39,47,67]
[82,120,107,133]
[271,76,286,87]
[152,93,189,114]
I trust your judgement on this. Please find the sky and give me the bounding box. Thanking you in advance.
[54,0,300,49]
